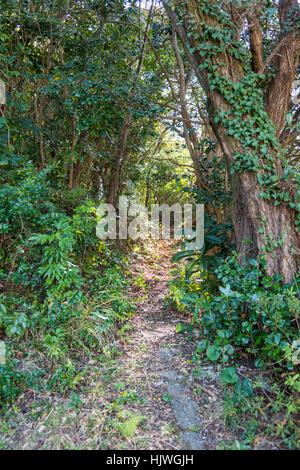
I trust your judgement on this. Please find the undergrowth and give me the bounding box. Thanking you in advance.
[169,223,300,450]
[0,167,135,408]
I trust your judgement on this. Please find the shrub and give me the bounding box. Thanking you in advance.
[195,254,300,370]
[170,250,300,371]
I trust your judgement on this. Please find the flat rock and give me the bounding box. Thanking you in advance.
[159,348,178,362]
[160,370,184,382]
[160,362,203,449]
[180,431,204,450]
[170,394,201,430]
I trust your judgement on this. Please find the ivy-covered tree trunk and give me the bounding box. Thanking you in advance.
[163,0,300,283]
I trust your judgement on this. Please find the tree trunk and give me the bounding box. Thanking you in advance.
[108,116,131,206]
[163,0,300,283]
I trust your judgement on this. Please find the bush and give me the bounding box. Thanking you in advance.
[0,357,43,407]
[170,251,300,371]
[195,254,300,370]
[0,361,27,406]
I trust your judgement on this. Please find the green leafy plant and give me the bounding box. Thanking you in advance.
[116,411,146,439]
[220,367,239,385]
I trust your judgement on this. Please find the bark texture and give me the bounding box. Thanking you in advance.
[163,0,300,283]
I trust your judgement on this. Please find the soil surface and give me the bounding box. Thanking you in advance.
[114,241,236,450]
[1,241,253,450]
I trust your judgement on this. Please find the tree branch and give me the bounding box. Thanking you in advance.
[247,6,263,72]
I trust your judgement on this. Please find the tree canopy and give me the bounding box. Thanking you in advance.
[0,0,299,451]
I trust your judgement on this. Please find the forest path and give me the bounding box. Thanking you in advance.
[107,241,231,450]
[1,241,234,450]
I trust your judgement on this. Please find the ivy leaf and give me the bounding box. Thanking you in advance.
[206,344,220,361]
[196,339,207,353]
[220,367,239,384]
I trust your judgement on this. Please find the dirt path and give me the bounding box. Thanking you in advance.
[108,241,232,450]
[1,241,234,450]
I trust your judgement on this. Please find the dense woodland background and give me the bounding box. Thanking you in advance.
[0,0,299,450]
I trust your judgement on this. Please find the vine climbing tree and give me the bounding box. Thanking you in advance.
[162,0,300,283]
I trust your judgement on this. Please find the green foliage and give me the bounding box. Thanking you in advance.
[176,139,232,209]
[0,355,43,407]
[30,214,84,293]
[0,0,167,203]
[175,322,194,334]
[0,304,31,338]
[0,5,165,412]
[0,164,53,264]
[194,254,300,370]
[168,0,300,236]
[116,411,145,439]
[0,0,298,450]
[206,344,221,362]
[0,361,27,406]
[221,374,300,449]
[172,214,232,279]
[46,362,87,393]
[0,170,134,407]
[220,367,239,385]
